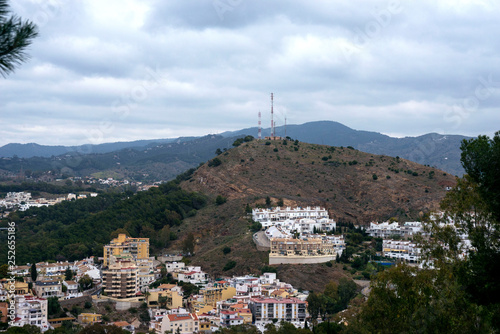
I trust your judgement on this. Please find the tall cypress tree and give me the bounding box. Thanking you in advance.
[30,262,37,282]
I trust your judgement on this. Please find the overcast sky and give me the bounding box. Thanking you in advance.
[1,0,499,146]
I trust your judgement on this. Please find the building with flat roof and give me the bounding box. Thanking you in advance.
[103,234,149,267]
[249,297,307,324]
[102,259,139,299]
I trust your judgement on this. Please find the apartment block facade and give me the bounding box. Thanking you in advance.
[102,260,139,298]
[103,234,149,267]
[249,297,307,323]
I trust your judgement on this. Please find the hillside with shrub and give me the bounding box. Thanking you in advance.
[173,138,456,290]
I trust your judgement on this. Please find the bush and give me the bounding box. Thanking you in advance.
[223,260,236,271]
[273,148,278,152]
[261,265,277,274]
[250,221,262,232]
[222,246,231,255]
[265,141,271,145]
[84,301,92,309]
[215,195,227,205]
[208,157,222,167]
[372,174,378,180]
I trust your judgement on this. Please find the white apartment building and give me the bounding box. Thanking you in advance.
[249,297,307,324]
[11,295,49,331]
[220,310,244,328]
[252,206,329,228]
[175,267,208,286]
[166,261,186,273]
[383,239,421,262]
[365,221,424,239]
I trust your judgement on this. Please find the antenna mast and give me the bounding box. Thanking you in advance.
[271,93,274,138]
[258,111,262,139]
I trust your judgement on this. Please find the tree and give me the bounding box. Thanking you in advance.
[0,264,8,278]
[265,196,271,206]
[337,277,357,309]
[306,292,326,321]
[460,131,500,222]
[47,296,61,316]
[30,262,37,282]
[78,324,129,334]
[347,131,500,333]
[348,264,488,334]
[0,0,39,77]
[64,266,73,281]
[78,274,93,291]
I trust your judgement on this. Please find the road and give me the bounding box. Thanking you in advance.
[253,231,270,249]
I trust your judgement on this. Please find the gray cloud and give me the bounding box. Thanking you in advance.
[0,0,499,147]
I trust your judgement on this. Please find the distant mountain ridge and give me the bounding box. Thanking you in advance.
[222,121,469,176]
[0,121,470,175]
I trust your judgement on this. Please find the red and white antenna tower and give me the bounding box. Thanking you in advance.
[271,93,274,138]
[258,111,262,139]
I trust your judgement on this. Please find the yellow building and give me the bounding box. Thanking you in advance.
[78,313,102,324]
[13,281,29,295]
[201,286,237,307]
[230,306,252,324]
[147,286,183,309]
[103,234,150,267]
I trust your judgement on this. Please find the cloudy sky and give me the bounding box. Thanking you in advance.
[1,0,499,146]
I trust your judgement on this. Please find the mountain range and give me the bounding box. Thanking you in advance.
[0,121,470,177]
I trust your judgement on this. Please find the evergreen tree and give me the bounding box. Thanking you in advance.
[30,262,37,282]
[0,0,39,77]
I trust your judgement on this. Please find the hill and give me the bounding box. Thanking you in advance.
[221,121,469,176]
[175,139,456,290]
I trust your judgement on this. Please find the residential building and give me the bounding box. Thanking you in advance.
[382,239,421,262]
[10,295,49,331]
[220,310,244,328]
[252,206,329,225]
[34,280,62,298]
[78,313,102,324]
[147,284,183,309]
[160,313,199,334]
[249,297,307,324]
[102,259,139,299]
[270,237,336,257]
[103,234,150,267]
[201,285,237,307]
[63,281,79,295]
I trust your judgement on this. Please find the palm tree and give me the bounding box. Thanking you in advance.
[0,0,38,77]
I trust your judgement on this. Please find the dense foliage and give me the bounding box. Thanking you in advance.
[0,171,207,264]
[347,131,500,333]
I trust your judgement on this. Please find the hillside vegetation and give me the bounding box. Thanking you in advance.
[175,139,456,290]
[0,171,207,265]
[183,139,455,223]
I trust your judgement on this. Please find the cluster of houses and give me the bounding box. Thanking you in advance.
[148,272,308,333]
[252,206,345,264]
[366,218,472,263]
[0,191,98,212]
[0,257,101,330]
[2,233,311,333]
